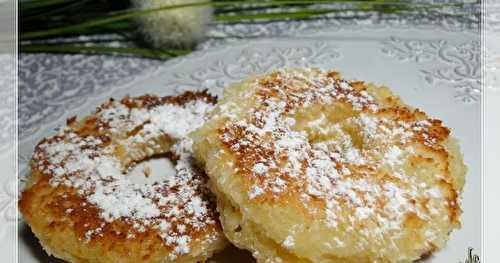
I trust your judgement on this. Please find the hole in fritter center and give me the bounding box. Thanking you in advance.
[127,153,177,185]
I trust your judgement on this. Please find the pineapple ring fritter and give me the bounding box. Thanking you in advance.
[20,91,227,263]
[192,68,466,263]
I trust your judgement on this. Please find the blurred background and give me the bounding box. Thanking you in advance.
[19,0,480,59]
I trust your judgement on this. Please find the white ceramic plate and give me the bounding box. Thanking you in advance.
[18,28,481,262]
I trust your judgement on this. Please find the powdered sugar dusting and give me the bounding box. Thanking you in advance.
[31,93,219,259]
[282,235,295,248]
[217,69,457,252]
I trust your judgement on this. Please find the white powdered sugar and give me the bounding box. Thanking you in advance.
[218,69,452,244]
[33,95,217,259]
[384,146,403,168]
[144,101,213,138]
[252,163,268,175]
[282,235,295,248]
[248,185,264,199]
[98,100,212,142]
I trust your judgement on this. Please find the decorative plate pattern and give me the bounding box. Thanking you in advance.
[172,41,341,97]
[381,37,481,104]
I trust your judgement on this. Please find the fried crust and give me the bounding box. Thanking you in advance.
[192,69,466,263]
[20,91,227,263]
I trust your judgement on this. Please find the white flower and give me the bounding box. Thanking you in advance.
[132,0,213,48]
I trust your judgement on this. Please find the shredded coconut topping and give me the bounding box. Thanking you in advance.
[216,69,456,250]
[32,94,218,258]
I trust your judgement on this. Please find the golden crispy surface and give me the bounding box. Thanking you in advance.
[191,69,466,263]
[19,91,227,263]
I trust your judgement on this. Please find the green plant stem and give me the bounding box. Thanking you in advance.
[20,0,464,40]
[20,21,137,41]
[215,8,364,21]
[22,0,93,22]
[215,4,470,22]
[20,44,191,59]
[20,0,77,10]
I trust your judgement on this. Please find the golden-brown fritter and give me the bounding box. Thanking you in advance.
[191,68,466,263]
[19,91,227,263]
